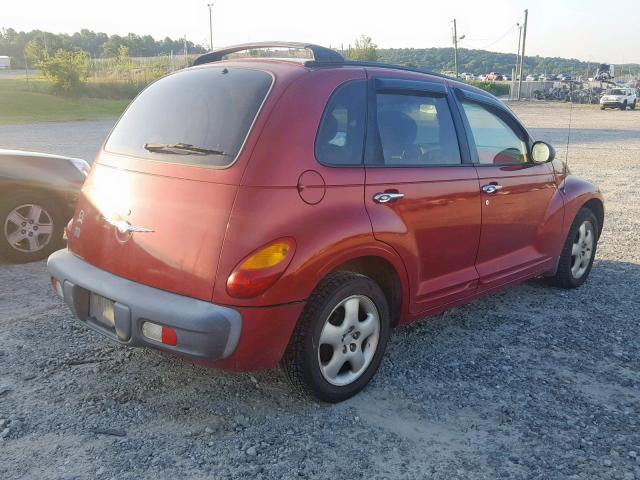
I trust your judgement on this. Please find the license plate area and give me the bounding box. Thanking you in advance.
[89,292,116,328]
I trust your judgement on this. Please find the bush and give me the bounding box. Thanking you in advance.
[39,50,90,94]
[25,41,90,95]
[468,80,510,97]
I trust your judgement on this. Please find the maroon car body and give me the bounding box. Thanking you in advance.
[48,43,603,401]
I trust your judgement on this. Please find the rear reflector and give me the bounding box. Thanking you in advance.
[51,277,64,299]
[141,321,177,346]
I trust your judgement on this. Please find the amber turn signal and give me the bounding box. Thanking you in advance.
[227,238,296,298]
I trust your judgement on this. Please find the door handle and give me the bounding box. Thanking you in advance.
[481,184,503,194]
[373,192,405,204]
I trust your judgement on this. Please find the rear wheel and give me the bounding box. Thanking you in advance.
[547,208,599,289]
[0,191,65,263]
[282,271,390,402]
[630,101,637,110]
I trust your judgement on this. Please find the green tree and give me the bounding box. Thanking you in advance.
[348,35,378,62]
[24,39,47,63]
[36,48,91,95]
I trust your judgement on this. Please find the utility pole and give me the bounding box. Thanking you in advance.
[207,3,214,51]
[453,19,458,78]
[517,9,528,100]
[513,23,522,100]
[452,19,465,78]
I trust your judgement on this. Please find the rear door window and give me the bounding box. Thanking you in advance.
[105,67,273,167]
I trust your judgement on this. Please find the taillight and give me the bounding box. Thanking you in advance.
[141,321,177,346]
[226,238,296,298]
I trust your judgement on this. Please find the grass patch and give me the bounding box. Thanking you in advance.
[0,77,129,125]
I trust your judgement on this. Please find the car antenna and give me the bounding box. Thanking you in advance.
[562,87,575,192]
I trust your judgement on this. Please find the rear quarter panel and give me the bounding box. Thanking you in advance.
[213,67,410,313]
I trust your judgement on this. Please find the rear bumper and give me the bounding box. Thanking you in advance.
[47,249,242,361]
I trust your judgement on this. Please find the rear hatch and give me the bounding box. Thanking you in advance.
[67,66,273,301]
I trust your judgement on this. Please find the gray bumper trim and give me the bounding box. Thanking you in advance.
[47,249,242,360]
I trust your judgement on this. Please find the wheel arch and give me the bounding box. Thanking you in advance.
[0,184,75,219]
[582,197,604,238]
[560,176,604,241]
[327,255,404,328]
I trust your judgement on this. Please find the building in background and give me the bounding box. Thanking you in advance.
[0,56,11,69]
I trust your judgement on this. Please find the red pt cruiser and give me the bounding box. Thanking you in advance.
[48,43,604,402]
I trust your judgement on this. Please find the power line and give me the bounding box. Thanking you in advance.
[462,13,524,51]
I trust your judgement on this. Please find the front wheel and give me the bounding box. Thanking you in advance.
[620,101,627,111]
[547,208,599,289]
[282,271,390,402]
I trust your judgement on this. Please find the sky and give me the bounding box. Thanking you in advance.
[2,0,639,64]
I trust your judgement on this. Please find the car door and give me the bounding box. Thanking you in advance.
[454,88,558,289]
[364,77,482,315]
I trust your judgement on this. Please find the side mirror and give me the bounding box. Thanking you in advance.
[531,141,556,164]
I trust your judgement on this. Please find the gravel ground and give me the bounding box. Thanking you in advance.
[1,103,639,479]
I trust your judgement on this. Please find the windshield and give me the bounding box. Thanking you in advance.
[607,89,625,95]
[105,67,273,167]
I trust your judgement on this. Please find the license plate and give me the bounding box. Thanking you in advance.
[89,292,115,328]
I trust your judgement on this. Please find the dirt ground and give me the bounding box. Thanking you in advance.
[0,102,639,480]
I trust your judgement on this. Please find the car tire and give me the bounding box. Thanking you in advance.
[600,105,605,110]
[546,208,599,289]
[620,101,627,111]
[282,271,390,403]
[630,101,637,110]
[0,190,65,263]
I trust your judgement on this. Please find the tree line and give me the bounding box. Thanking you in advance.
[0,28,206,67]
[375,47,639,78]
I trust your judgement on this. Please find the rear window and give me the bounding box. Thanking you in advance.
[105,67,273,167]
[607,89,625,95]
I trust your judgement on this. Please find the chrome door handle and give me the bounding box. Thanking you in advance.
[481,184,503,194]
[373,192,405,204]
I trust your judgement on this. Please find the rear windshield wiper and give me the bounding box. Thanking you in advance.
[143,143,228,156]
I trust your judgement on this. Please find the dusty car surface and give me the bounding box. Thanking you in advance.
[0,149,89,263]
[47,42,604,402]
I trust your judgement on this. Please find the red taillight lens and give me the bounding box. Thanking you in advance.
[161,326,177,346]
[226,238,296,298]
[141,321,177,346]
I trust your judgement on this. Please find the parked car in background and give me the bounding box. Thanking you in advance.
[526,74,539,81]
[48,42,605,402]
[485,72,504,81]
[557,73,573,81]
[600,87,637,110]
[1,150,89,262]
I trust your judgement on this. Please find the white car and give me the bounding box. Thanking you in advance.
[600,87,637,110]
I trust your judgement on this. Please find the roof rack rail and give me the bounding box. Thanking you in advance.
[303,60,456,81]
[193,42,344,66]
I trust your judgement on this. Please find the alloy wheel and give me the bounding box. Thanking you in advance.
[317,295,380,386]
[571,220,594,279]
[3,204,54,253]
